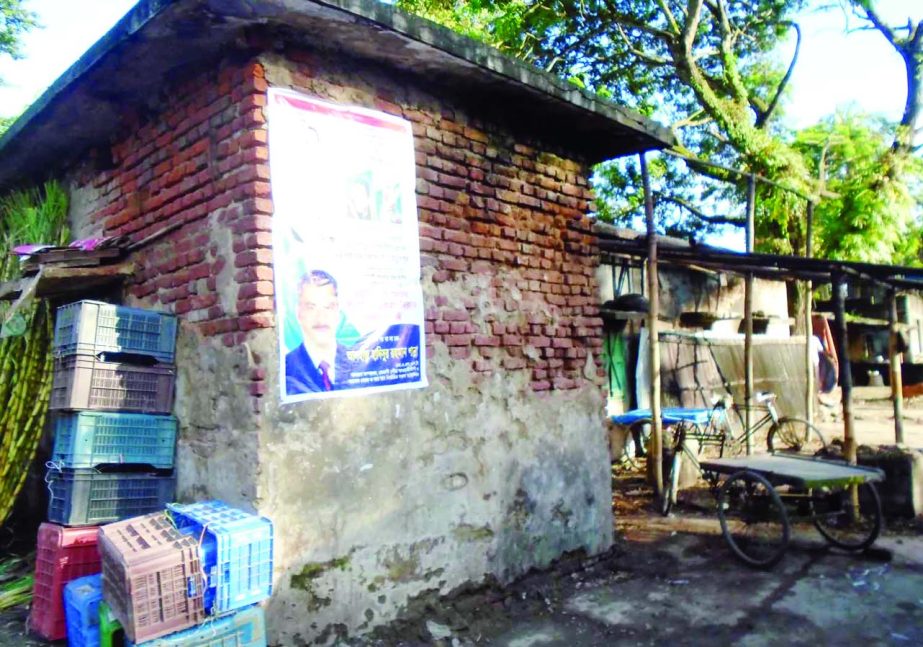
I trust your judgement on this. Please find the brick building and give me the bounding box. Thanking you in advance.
[0,0,671,642]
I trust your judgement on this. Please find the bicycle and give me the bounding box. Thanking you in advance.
[724,391,827,456]
[658,392,828,515]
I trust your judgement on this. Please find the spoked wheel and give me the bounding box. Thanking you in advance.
[717,470,790,569]
[811,481,883,551]
[767,417,827,455]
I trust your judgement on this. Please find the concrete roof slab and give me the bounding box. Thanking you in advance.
[0,0,674,191]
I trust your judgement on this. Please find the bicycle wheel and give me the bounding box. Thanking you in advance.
[767,417,827,455]
[812,481,883,551]
[717,470,790,568]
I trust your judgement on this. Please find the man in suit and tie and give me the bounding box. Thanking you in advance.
[285,270,351,395]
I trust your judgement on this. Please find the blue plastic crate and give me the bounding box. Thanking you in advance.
[65,573,103,647]
[126,605,266,646]
[52,412,177,469]
[54,300,177,363]
[48,468,176,526]
[166,501,273,615]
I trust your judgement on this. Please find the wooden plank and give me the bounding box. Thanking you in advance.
[0,262,135,301]
[35,262,135,298]
[0,277,27,301]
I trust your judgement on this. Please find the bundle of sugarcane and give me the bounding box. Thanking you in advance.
[0,182,69,526]
[0,556,32,611]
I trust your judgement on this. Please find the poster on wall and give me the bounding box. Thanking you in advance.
[267,88,427,403]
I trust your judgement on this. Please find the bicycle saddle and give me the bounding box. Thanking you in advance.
[755,391,776,403]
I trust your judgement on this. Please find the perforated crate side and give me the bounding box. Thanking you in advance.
[125,605,266,646]
[65,574,103,647]
[50,356,176,413]
[167,501,273,614]
[29,524,100,641]
[47,469,176,526]
[54,300,177,362]
[52,412,177,469]
[100,513,205,644]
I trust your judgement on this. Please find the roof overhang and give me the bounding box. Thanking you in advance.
[596,224,923,292]
[0,0,674,192]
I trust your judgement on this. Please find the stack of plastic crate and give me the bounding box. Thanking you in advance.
[47,300,178,526]
[102,501,272,645]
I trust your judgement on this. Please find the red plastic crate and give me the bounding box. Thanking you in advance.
[100,513,205,644]
[28,523,101,641]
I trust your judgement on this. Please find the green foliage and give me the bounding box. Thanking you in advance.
[398,0,920,265]
[0,556,32,611]
[0,181,69,527]
[0,0,36,61]
[795,112,923,264]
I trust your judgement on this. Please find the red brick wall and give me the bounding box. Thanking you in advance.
[71,60,274,411]
[268,49,604,394]
[72,49,604,407]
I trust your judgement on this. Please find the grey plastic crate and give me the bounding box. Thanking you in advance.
[51,356,175,413]
[54,301,177,363]
[46,468,175,526]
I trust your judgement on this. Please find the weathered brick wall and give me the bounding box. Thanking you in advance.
[69,60,274,415]
[257,49,612,644]
[266,48,605,396]
[70,51,604,406]
[67,45,611,644]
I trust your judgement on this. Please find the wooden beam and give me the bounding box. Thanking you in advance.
[805,201,815,423]
[641,152,663,500]
[832,273,856,464]
[889,289,905,444]
[0,262,135,301]
[744,175,756,455]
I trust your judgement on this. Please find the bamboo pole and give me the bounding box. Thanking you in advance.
[744,175,755,454]
[832,273,856,464]
[804,202,814,423]
[640,153,663,499]
[889,289,905,444]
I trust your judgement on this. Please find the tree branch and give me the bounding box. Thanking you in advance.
[755,21,802,128]
[654,192,745,226]
[615,23,671,66]
[681,0,705,55]
[656,0,682,35]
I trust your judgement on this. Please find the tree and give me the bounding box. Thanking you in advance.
[398,0,922,265]
[0,0,35,136]
[0,0,35,62]
[795,112,923,264]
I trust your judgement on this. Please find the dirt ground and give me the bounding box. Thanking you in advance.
[2,390,922,646]
[815,387,923,448]
[359,454,923,646]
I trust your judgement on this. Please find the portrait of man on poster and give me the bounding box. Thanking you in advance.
[284,270,351,395]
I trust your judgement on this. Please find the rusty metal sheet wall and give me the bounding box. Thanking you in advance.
[659,334,809,419]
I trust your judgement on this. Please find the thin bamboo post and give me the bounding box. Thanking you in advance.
[744,175,756,455]
[640,153,663,499]
[889,289,905,444]
[832,273,856,464]
[804,201,814,423]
